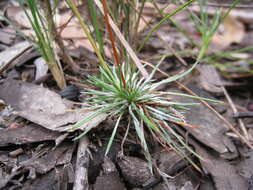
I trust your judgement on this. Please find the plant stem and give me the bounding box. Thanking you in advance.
[101,0,126,88]
[138,0,196,51]
[66,0,109,73]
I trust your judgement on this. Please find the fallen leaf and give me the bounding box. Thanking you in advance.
[172,85,236,155]
[0,124,60,146]
[197,65,223,95]
[0,79,106,132]
[5,6,32,28]
[59,11,87,39]
[195,143,248,190]
[212,16,245,49]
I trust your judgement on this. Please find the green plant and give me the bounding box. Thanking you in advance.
[65,0,224,172]
[189,0,240,60]
[72,59,220,169]
[20,0,66,88]
[138,0,196,51]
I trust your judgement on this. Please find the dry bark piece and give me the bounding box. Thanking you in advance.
[88,143,120,184]
[172,85,237,155]
[73,136,90,190]
[153,168,198,190]
[157,150,188,176]
[0,124,60,147]
[94,174,125,190]
[21,165,74,190]
[94,158,125,190]
[0,166,22,189]
[21,169,58,190]
[197,65,224,95]
[117,155,152,187]
[153,182,177,190]
[0,79,106,132]
[199,178,216,190]
[65,163,75,184]
[180,181,194,190]
[21,142,74,174]
[0,41,32,73]
[55,166,69,190]
[0,28,16,45]
[237,151,253,179]
[197,65,243,94]
[195,143,248,190]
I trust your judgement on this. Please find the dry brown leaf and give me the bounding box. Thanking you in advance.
[60,26,86,39]
[5,6,98,53]
[197,65,224,95]
[5,6,31,28]
[212,16,245,49]
[59,11,88,39]
[138,16,153,33]
[0,79,106,132]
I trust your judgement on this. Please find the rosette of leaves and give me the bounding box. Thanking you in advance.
[71,60,219,170]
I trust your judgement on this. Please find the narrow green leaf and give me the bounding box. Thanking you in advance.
[105,113,123,156]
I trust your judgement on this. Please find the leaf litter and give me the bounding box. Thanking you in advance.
[0,0,253,189]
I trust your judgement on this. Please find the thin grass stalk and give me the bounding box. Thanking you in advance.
[23,0,66,88]
[133,0,146,46]
[44,0,66,88]
[87,0,105,57]
[138,0,196,51]
[151,0,196,46]
[65,0,110,73]
[93,0,149,78]
[101,0,126,88]
[101,0,121,67]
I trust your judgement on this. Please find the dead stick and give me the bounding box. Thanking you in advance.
[222,86,249,139]
[73,136,90,190]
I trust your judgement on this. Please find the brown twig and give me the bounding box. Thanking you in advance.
[73,136,90,190]
[222,86,249,139]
